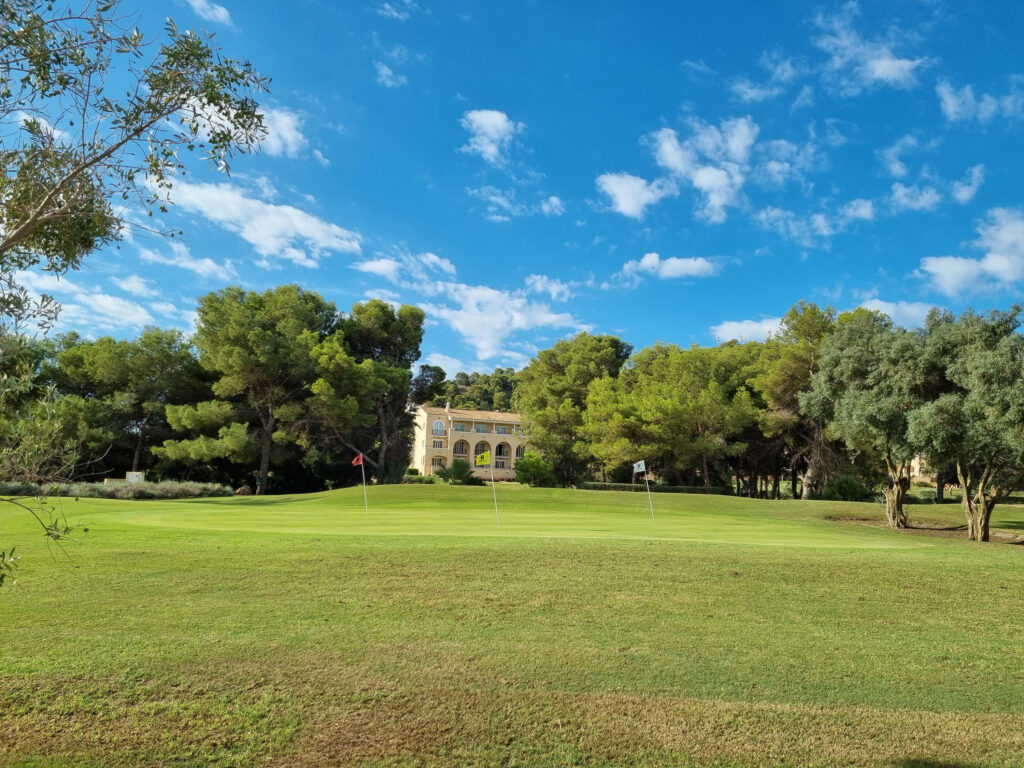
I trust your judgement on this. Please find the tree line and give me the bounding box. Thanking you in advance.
[509,302,1024,542]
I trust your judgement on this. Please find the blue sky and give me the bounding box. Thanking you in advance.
[22,0,1024,373]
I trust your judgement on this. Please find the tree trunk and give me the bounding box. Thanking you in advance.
[800,464,814,500]
[701,450,710,487]
[881,481,908,528]
[771,473,780,500]
[935,468,944,504]
[131,415,150,473]
[791,466,800,499]
[257,413,275,495]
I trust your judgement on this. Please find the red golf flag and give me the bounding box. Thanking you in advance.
[352,453,363,466]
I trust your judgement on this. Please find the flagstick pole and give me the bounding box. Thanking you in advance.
[360,460,368,515]
[644,472,655,520]
[490,463,499,527]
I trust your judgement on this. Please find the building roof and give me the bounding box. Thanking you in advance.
[419,405,521,422]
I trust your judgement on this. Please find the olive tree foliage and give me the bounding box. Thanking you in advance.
[1,0,268,326]
[908,307,1024,542]
[801,309,929,528]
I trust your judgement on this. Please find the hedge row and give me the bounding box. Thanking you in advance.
[580,482,729,495]
[0,481,233,500]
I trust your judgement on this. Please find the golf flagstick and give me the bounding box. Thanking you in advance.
[477,450,499,527]
[353,452,368,515]
[634,459,654,520]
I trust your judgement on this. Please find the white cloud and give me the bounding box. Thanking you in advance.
[139,242,236,281]
[459,109,524,167]
[169,179,361,267]
[760,50,799,83]
[731,79,783,103]
[840,198,875,222]
[111,274,159,298]
[682,60,716,79]
[540,195,565,216]
[648,117,759,223]
[879,135,918,178]
[890,182,941,212]
[859,299,934,329]
[312,149,330,167]
[754,138,821,187]
[791,85,814,110]
[613,252,717,288]
[709,317,782,343]
[951,164,985,204]
[936,79,1024,124]
[421,283,585,360]
[184,0,232,25]
[353,250,456,285]
[260,107,308,157]
[15,271,156,332]
[756,207,833,247]
[525,274,572,301]
[595,172,677,219]
[376,1,416,20]
[374,61,408,88]
[467,186,528,222]
[813,4,927,95]
[423,353,469,376]
[918,208,1024,296]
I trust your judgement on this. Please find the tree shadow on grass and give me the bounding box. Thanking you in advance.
[890,760,977,768]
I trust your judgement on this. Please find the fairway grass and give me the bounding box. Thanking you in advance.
[2,486,1023,767]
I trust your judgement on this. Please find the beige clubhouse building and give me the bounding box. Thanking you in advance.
[411,405,527,480]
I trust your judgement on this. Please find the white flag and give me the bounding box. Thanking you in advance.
[633,460,646,473]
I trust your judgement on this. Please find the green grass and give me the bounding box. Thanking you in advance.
[2,486,1023,767]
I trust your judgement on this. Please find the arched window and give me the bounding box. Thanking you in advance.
[496,442,511,458]
[515,445,525,459]
[474,441,490,459]
[432,419,445,436]
[453,440,469,457]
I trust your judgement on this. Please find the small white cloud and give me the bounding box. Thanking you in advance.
[540,195,565,216]
[791,85,815,110]
[891,182,941,212]
[312,149,330,167]
[374,61,408,88]
[376,1,415,20]
[613,252,717,288]
[139,242,236,281]
[423,352,468,375]
[879,135,918,178]
[918,208,1024,296]
[813,5,927,95]
[421,283,585,360]
[459,109,524,167]
[16,271,156,331]
[169,179,362,267]
[682,59,716,79]
[595,172,677,219]
[859,299,934,329]
[184,0,232,25]
[951,164,984,204]
[840,198,875,222]
[525,274,572,301]
[731,79,783,103]
[353,250,456,285]
[936,79,1024,124]
[260,107,307,158]
[111,274,160,298]
[709,317,782,343]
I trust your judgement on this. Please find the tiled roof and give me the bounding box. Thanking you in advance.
[419,405,520,422]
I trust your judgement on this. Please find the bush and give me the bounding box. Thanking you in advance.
[580,482,729,495]
[820,475,877,503]
[435,459,482,485]
[379,462,409,485]
[0,481,234,500]
[515,452,556,487]
[405,467,420,476]
[401,475,436,484]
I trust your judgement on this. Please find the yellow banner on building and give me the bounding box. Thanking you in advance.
[475,451,491,466]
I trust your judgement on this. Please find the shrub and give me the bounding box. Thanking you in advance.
[405,467,420,476]
[435,459,482,485]
[515,452,556,487]
[1,481,233,500]
[580,482,729,495]
[379,462,409,485]
[820,475,877,503]
[402,475,436,484]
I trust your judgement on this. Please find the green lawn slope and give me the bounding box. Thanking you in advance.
[2,486,1022,767]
